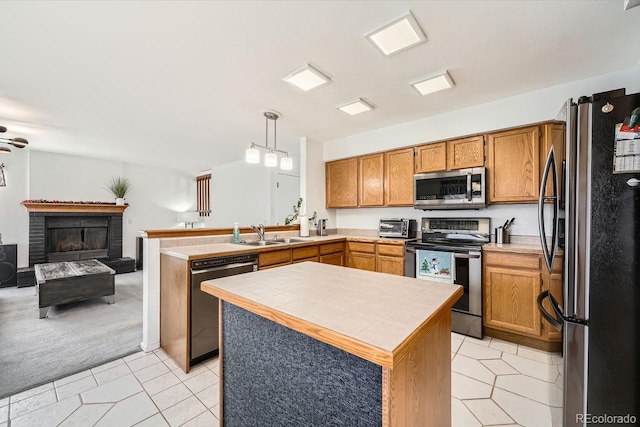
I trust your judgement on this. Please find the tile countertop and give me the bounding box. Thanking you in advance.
[160,234,413,261]
[200,262,462,369]
[483,242,564,256]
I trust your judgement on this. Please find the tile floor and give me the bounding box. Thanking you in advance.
[1,333,562,427]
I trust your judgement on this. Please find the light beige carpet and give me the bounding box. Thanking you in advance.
[0,271,143,398]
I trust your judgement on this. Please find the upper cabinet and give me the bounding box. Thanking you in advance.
[358,153,384,207]
[326,121,564,208]
[325,148,413,208]
[415,136,484,173]
[447,136,485,170]
[415,142,446,173]
[486,126,541,203]
[384,148,414,206]
[486,123,565,204]
[326,157,358,208]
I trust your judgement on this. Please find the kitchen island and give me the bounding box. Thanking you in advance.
[201,262,462,426]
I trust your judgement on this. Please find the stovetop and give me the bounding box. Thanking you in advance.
[408,217,491,251]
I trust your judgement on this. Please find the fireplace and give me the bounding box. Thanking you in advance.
[46,217,110,262]
[28,212,123,266]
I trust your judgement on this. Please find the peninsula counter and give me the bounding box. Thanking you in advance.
[201,262,462,426]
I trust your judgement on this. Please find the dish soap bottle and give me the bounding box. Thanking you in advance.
[232,223,240,244]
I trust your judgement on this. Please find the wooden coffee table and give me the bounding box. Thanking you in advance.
[35,259,115,318]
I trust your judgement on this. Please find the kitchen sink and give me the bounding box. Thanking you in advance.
[270,238,310,244]
[237,240,283,246]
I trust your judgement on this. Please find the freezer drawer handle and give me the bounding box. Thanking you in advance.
[627,178,640,187]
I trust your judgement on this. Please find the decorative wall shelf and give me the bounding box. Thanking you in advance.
[21,202,128,214]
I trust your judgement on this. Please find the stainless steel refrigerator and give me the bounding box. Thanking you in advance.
[538,89,640,426]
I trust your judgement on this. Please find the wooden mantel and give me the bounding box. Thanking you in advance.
[21,202,129,214]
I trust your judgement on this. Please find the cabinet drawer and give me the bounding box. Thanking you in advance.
[485,252,540,270]
[293,245,319,260]
[319,242,345,255]
[259,249,292,268]
[347,242,375,254]
[376,244,404,257]
[293,257,318,264]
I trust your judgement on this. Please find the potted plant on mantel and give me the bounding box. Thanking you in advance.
[106,176,132,206]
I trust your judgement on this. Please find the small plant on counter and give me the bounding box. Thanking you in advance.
[284,197,303,225]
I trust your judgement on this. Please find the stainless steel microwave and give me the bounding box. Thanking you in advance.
[414,167,486,210]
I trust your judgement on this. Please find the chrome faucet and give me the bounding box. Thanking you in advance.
[251,224,265,241]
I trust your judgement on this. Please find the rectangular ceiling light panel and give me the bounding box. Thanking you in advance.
[411,71,454,96]
[338,98,374,116]
[282,64,331,91]
[366,11,426,56]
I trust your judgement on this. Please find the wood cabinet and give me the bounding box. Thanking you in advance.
[259,249,292,270]
[358,153,384,206]
[346,241,406,276]
[447,136,484,170]
[415,136,484,174]
[415,142,446,173]
[292,245,319,263]
[319,242,345,266]
[384,148,415,206]
[376,243,405,276]
[326,158,358,208]
[486,123,565,204]
[346,241,376,271]
[483,250,563,351]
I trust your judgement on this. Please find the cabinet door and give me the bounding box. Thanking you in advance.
[484,266,542,337]
[541,123,565,198]
[447,136,484,170]
[486,126,540,203]
[258,249,292,269]
[415,142,446,173]
[320,252,344,266]
[348,252,376,271]
[326,158,358,208]
[358,153,384,206]
[376,255,404,276]
[384,148,414,206]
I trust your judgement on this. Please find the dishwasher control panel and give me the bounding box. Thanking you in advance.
[191,253,258,270]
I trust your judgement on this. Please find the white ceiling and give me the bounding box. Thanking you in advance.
[0,1,639,174]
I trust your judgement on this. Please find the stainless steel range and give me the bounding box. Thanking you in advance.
[405,218,490,338]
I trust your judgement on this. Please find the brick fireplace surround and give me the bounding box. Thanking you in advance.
[19,202,135,286]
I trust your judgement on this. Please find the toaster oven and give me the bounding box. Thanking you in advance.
[378,219,417,239]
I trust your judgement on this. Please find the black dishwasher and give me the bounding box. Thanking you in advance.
[189,253,258,366]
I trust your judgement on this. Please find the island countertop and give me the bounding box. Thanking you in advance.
[201,262,462,369]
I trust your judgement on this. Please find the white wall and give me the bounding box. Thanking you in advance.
[0,149,30,266]
[1,150,194,267]
[300,137,335,231]
[206,160,273,228]
[319,67,639,235]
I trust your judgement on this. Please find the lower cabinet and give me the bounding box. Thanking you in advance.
[347,242,376,271]
[346,241,405,276]
[259,242,345,270]
[376,244,405,276]
[319,242,345,266]
[258,249,292,270]
[483,250,563,351]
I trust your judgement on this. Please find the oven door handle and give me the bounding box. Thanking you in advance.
[453,253,481,259]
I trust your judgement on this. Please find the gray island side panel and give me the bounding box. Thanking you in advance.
[222,301,382,427]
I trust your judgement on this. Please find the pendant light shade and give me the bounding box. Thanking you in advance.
[244,111,293,170]
[0,125,29,153]
[280,155,293,170]
[264,151,278,167]
[245,146,260,163]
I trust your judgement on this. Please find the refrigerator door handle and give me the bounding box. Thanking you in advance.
[537,290,563,331]
[538,146,559,272]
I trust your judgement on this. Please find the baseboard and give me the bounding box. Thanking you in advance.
[140,341,160,353]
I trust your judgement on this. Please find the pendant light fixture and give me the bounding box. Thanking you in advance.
[0,125,29,153]
[0,163,6,187]
[245,111,292,170]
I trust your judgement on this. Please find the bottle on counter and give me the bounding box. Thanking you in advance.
[232,223,241,243]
